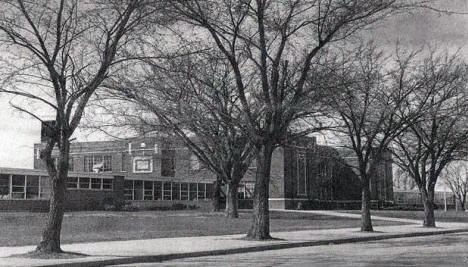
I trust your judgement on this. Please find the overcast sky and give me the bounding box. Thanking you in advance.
[1,1,467,169]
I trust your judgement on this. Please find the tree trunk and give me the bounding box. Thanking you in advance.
[36,176,66,253]
[36,139,70,253]
[225,182,239,218]
[361,178,374,232]
[247,143,274,240]
[421,188,436,227]
[212,179,221,212]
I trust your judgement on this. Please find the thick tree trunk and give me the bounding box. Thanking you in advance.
[36,177,66,253]
[247,143,274,240]
[212,179,221,212]
[421,188,436,227]
[36,139,70,253]
[361,179,374,232]
[460,197,466,212]
[225,182,239,218]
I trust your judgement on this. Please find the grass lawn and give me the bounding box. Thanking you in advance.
[342,209,468,223]
[0,210,404,247]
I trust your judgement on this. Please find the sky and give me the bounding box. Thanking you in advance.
[0,1,467,169]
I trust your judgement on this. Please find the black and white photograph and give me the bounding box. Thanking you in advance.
[0,1,468,266]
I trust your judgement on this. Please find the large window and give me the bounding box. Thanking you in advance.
[297,152,307,196]
[5,175,44,199]
[144,180,153,200]
[153,181,162,200]
[123,179,212,201]
[12,175,25,199]
[197,183,206,199]
[172,182,180,200]
[26,175,40,199]
[180,183,189,200]
[66,177,113,191]
[161,149,175,177]
[189,183,197,200]
[163,181,172,200]
[84,155,112,172]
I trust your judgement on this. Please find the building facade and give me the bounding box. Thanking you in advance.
[0,132,394,211]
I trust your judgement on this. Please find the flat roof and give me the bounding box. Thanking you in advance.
[0,167,115,178]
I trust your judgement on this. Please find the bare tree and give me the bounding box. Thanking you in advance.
[392,51,468,227]
[163,0,431,240]
[0,0,157,253]
[96,52,257,218]
[327,43,423,231]
[442,161,468,211]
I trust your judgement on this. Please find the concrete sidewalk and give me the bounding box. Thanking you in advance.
[1,211,467,267]
[271,209,423,224]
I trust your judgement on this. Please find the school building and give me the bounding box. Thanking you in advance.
[0,127,394,211]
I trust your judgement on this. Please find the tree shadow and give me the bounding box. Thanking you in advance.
[9,250,89,259]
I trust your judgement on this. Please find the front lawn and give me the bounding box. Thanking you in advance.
[0,210,404,246]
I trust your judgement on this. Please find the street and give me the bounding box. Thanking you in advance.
[118,232,468,267]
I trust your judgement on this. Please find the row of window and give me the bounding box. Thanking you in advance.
[66,177,113,190]
[0,174,50,200]
[124,180,214,201]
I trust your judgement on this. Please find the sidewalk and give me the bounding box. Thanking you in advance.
[1,211,467,267]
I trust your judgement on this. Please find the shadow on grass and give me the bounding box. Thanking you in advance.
[9,250,89,259]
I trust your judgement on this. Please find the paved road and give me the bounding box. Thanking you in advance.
[115,232,468,267]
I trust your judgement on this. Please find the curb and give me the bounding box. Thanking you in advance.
[43,228,468,267]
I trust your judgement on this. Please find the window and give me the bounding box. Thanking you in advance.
[206,183,214,199]
[0,175,49,200]
[180,183,189,200]
[189,183,197,200]
[66,177,78,189]
[103,155,112,172]
[0,174,9,199]
[84,156,94,173]
[91,178,102,189]
[190,154,200,170]
[12,175,25,199]
[297,152,307,196]
[197,183,206,199]
[238,182,254,199]
[153,181,162,200]
[161,149,175,177]
[124,180,133,200]
[102,179,113,190]
[133,156,153,173]
[172,182,180,200]
[163,181,172,200]
[26,176,39,199]
[84,155,112,172]
[79,178,90,189]
[144,181,153,200]
[134,180,143,200]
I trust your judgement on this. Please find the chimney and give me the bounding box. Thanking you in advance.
[40,120,56,143]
